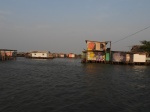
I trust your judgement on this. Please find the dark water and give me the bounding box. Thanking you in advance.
[0,57,150,112]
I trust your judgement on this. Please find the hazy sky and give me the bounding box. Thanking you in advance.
[0,0,150,54]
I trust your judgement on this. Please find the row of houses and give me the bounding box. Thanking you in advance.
[25,51,79,59]
[51,53,78,58]
[0,49,17,61]
[82,40,150,65]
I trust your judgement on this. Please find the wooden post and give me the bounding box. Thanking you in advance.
[109,41,112,63]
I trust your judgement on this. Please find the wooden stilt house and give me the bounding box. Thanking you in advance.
[82,40,111,63]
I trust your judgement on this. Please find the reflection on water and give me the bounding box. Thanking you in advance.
[0,58,150,112]
[133,66,148,74]
[84,64,98,74]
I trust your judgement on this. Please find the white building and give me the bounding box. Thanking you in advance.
[133,54,146,62]
[30,51,50,58]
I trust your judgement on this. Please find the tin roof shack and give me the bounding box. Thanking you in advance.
[82,40,111,63]
[0,49,17,61]
[68,53,75,58]
[30,51,53,59]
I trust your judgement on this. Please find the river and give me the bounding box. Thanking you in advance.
[0,57,150,112]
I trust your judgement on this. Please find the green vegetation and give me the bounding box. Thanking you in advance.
[140,40,150,56]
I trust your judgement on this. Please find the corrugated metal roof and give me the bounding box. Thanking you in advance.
[30,51,49,53]
[85,40,108,44]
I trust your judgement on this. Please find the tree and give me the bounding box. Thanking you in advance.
[140,40,150,57]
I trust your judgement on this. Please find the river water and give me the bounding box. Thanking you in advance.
[0,57,150,112]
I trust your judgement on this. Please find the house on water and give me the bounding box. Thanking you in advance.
[68,53,76,58]
[0,49,17,61]
[59,53,65,58]
[29,51,53,59]
[111,51,146,64]
[81,40,149,65]
[82,40,111,63]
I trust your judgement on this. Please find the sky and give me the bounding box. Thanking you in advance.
[0,0,150,54]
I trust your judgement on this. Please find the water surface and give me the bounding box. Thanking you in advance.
[0,58,150,112]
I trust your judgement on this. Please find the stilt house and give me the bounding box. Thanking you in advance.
[82,40,111,62]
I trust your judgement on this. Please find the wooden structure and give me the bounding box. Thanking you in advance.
[111,51,148,65]
[0,49,17,61]
[82,40,111,63]
[82,51,150,65]
[81,40,150,65]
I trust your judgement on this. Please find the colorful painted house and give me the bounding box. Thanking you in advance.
[82,40,111,62]
[86,40,107,51]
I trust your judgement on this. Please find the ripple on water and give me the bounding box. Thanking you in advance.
[0,58,150,112]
